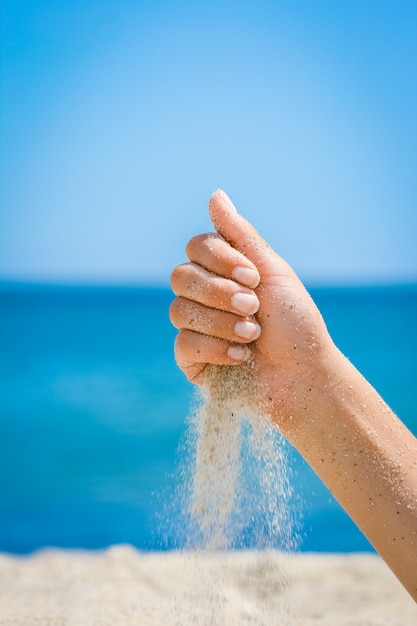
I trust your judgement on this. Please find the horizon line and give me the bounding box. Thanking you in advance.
[1,278,416,292]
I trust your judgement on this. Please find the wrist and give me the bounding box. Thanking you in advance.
[271,342,347,441]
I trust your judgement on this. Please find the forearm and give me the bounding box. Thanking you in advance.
[283,348,417,600]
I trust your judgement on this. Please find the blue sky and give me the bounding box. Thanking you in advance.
[1,0,416,286]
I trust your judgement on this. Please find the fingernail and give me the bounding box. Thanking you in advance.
[227,345,249,361]
[232,266,260,289]
[234,320,261,340]
[231,292,259,315]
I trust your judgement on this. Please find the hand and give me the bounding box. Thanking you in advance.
[170,190,336,428]
[170,190,417,600]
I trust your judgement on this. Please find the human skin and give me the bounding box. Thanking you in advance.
[170,189,417,600]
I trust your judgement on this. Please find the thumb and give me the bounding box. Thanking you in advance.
[208,189,274,270]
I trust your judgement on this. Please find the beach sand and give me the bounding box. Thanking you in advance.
[0,546,416,625]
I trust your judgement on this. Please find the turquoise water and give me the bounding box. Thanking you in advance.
[0,283,416,554]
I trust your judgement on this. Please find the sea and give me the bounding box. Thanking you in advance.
[0,282,416,555]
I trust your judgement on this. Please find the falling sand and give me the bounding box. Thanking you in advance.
[171,360,300,624]
[187,361,297,552]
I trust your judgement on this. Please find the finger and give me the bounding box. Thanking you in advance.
[170,297,261,343]
[208,189,293,278]
[186,233,260,289]
[174,330,251,382]
[170,262,259,317]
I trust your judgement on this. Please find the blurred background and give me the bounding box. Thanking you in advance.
[0,0,416,554]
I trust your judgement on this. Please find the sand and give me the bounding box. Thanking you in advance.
[0,545,416,625]
[184,362,295,553]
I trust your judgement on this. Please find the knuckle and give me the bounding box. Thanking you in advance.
[186,232,219,260]
[173,332,187,361]
[169,268,179,291]
[174,329,193,352]
[169,298,181,327]
[186,234,205,259]
[170,263,188,292]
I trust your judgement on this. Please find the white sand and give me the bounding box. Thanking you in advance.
[0,546,415,625]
